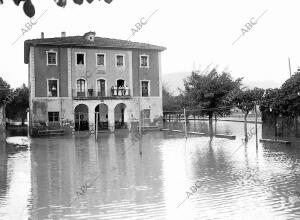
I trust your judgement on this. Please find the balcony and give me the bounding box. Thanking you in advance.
[72,88,131,100]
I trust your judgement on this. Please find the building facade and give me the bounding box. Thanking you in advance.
[24,32,166,133]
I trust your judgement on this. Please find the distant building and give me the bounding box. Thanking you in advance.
[24,32,166,133]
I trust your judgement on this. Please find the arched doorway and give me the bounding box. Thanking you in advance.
[114,103,126,129]
[95,104,108,130]
[74,104,89,131]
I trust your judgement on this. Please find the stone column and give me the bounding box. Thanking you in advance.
[89,110,95,134]
[125,107,131,131]
[108,106,115,132]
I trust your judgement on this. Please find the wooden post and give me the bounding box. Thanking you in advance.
[27,111,30,138]
[255,104,258,148]
[184,108,187,139]
[142,111,144,132]
[139,135,142,155]
[139,107,142,135]
[96,112,98,140]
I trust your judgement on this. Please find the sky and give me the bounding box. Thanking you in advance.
[0,0,299,88]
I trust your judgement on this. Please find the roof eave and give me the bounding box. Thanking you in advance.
[24,40,166,64]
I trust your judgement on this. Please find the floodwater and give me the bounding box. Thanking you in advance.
[0,121,300,220]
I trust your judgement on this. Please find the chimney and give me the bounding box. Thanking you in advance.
[41,32,44,39]
[61,32,66,37]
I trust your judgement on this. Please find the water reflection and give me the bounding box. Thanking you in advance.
[0,142,31,220]
[0,121,299,219]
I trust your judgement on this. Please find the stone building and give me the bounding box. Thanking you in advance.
[24,32,166,133]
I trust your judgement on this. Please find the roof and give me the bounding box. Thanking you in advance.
[24,34,166,64]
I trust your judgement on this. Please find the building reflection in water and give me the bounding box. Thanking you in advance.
[0,140,31,220]
[29,132,166,219]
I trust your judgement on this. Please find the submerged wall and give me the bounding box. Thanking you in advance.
[262,112,300,137]
[0,106,5,133]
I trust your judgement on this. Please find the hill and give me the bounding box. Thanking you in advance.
[162,72,281,95]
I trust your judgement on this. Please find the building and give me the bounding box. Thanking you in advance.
[24,32,166,133]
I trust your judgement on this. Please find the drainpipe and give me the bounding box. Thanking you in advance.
[138,50,142,135]
[60,48,64,127]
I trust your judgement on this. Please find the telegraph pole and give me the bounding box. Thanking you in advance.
[255,102,258,148]
[289,57,292,78]
[27,108,30,137]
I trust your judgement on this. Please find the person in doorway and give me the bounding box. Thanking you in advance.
[118,86,122,96]
[113,85,117,96]
[111,86,114,96]
[121,85,125,96]
[125,85,129,96]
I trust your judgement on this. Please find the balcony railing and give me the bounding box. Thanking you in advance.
[72,88,131,100]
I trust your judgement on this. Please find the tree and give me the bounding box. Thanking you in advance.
[181,68,242,133]
[259,73,300,136]
[0,77,11,107]
[260,88,284,136]
[260,88,281,114]
[232,87,264,141]
[0,0,113,18]
[0,77,11,127]
[260,73,300,118]
[162,85,179,112]
[6,84,29,125]
[279,72,300,117]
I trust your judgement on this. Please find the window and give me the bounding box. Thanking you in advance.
[96,54,105,66]
[88,35,94,41]
[97,79,106,96]
[140,55,149,68]
[47,51,57,65]
[142,109,150,119]
[48,112,59,122]
[141,81,149,97]
[47,79,58,97]
[116,55,124,67]
[76,53,85,65]
[77,79,86,97]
